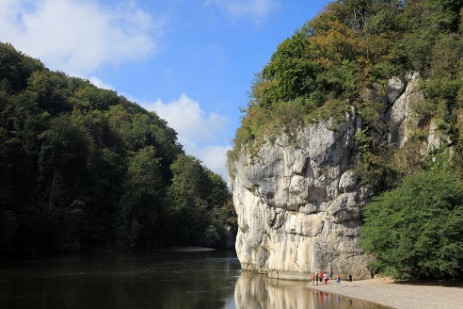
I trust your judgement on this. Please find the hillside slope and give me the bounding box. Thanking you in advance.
[0,43,235,257]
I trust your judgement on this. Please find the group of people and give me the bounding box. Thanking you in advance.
[311,272,353,286]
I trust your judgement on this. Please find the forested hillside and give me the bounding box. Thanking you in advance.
[0,43,235,257]
[230,0,463,279]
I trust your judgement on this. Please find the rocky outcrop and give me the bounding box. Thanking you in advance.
[384,72,424,147]
[229,110,371,280]
[228,73,449,280]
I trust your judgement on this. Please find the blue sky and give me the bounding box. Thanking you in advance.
[0,0,331,179]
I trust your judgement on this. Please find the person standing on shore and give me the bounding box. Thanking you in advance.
[315,272,319,286]
[311,272,315,285]
[319,271,323,284]
[336,274,341,286]
[348,274,352,286]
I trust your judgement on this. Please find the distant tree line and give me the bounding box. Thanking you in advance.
[0,43,236,258]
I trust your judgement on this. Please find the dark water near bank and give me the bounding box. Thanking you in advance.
[0,250,389,308]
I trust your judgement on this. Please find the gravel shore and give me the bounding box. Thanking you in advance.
[309,278,463,309]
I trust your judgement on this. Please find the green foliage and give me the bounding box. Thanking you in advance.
[0,42,235,256]
[0,209,17,256]
[426,0,463,31]
[306,99,350,123]
[166,155,233,247]
[254,28,319,106]
[390,31,434,73]
[361,169,463,279]
[0,43,43,92]
[232,0,463,155]
[114,146,164,250]
[430,33,462,78]
[231,97,318,156]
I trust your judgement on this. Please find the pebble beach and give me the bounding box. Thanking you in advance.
[309,278,463,309]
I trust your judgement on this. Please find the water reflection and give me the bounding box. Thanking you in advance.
[234,271,389,309]
[0,252,241,309]
[0,252,389,309]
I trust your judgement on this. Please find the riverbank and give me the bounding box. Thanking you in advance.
[309,277,463,309]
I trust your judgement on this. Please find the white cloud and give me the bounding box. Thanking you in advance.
[150,94,229,145]
[145,94,231,179]
[206,0,279,23]
[0,0,162,76]
[196,145,232,179]
[180,142,232,180]
[88,76,114,90]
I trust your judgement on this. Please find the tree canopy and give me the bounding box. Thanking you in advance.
[361,168,463,280]
[0,43,235,257]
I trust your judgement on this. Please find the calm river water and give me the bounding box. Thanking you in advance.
[0,250,389,309]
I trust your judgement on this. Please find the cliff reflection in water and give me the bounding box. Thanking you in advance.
[234,271,389,309]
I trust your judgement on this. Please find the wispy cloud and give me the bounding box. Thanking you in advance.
[145,94,231,179]
[205,0,279,24]
[0,0,164,76]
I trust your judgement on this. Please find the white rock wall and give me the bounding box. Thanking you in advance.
[229,111,372,279]
[229,73,448,280]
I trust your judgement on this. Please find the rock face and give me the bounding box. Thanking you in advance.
[384,72,423,147]
[229,111,371,279]
[228,73,447,280]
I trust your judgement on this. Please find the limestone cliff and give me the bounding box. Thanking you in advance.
[228,73,449,280]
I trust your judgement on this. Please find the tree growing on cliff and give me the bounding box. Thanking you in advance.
[361,169,463,280]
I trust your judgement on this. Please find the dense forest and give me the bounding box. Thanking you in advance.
[231,0,463,279]
[0,43,236,258]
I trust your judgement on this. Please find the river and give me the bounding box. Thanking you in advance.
[0,250,390,308]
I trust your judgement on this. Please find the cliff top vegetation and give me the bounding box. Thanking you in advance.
[232,0,463,161]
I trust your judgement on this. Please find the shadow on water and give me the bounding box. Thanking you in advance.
[0,251,390,309]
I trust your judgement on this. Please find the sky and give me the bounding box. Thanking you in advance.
[0,0,331,180]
